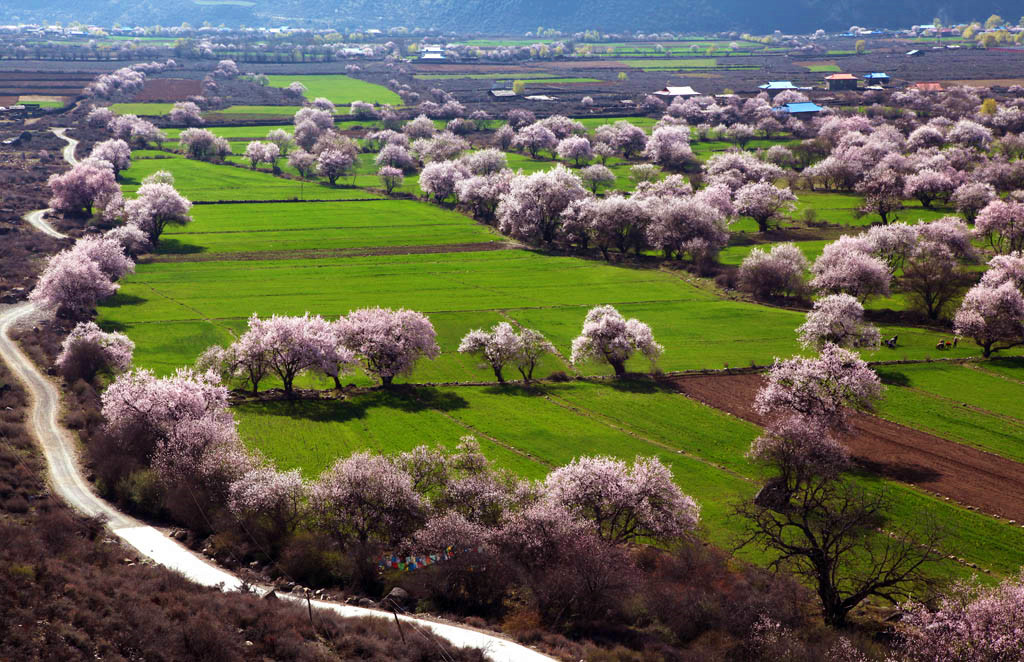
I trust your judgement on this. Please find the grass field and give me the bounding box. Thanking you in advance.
[231,379,1024,576]
[873,363,1024,463]
[264,75,403,106]
[159,200,502,255]
[120,155,383,202]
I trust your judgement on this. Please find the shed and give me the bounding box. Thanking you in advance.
[419,52,446,61]
[654,85,699,97]
[773,101,823,118]
[825,73,858,91]
[864,72,890,86]
[489,89,516,98]
[905,49,924,57]
[759,80,799,97]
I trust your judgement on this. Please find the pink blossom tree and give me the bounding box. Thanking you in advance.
[738,243,809,298]
[104,225,151,257]
[734,182,797,232]
[340,307,441,386]
[496,165,587,245]
[243,141,280,169]
[310,451,425,547]
[55,321,134,382]
[287,149,316,179]
[265,128,294,157]
[47,159,120,215]
[512,122,558,159]
[903,169,955,209]
[980,252,1024,290]
[101,367,248,489]
[411,131,469,163]
[377,166,404,194]
[861,222,919,272]
[954,282,1024,357]
[543,455,699,544]
[896,571,1024,662]
[810,243,891,302]
[587,195,648,259]
[642,194,729,265]
[748,416,849,487]
[903,241,967,319]
[494,124,515,150]
[754,343,884,431]
[243,313,353,395]
[948,118,993,150]
[796,294,881,349]
[316,148,355,185]
[642,125,695,170]
[178,128,227,160]
[455,170,513,222]
[580,163,616,193]
[69,236,135,281]
[29,250,119,319]
[419,159,470,203]
[975,199,1024,254]
[89,139,131,178]
[374,143,415,171]
[169,101,204,126]
[458,322,523,383]
[460,148,507,176]
[855,166,905,225]
[951,181,996,223]
[86,106,114,128]
[403,114,437,140]
[556,136,593,167]
[227,467,306,546]
[125,182,193,245]
[458,322,554,383]
[570,305,663,376]
[607,120,648,159]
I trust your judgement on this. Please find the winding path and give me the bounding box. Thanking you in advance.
[5,129,554,662]
[20,128,76,239]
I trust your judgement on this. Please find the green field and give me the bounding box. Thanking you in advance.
[159,200,502,255]
[231,379,1024,576]
[874,363,1024,463]
[804,64,842,72]
[121,155,382,202]
[264,75,403,106]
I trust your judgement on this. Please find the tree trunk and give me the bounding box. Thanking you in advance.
[332,374,342,389]
[610,360,626,376]
[381,375,394,387]
[756,218,770,233]
[493,366,505,383]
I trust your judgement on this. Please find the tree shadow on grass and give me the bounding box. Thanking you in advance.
[875,368,912,387]
[100,293,148,308]
[235,386,469,424]
[154,238,205,255]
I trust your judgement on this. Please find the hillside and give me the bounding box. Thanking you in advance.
[1,0,1021,34]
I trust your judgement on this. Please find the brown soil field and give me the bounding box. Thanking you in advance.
[0,95,17,106]
[133,77,203,102]
[937,78,1024,87]
[667,372,1024,523]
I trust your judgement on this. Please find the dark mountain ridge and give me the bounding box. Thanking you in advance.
[1,0,1019,35]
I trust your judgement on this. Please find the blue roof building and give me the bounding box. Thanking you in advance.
[864,73,890,80]
[773,102,824,117]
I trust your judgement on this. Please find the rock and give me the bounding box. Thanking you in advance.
[384,586,410,607]
[753,478,790,512]
[291,585,305,594]
[262,590,278,601]
[357,597,376,608]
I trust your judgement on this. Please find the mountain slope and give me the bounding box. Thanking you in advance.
[1,0,1018,34]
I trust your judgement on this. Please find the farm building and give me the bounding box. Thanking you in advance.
[824,73,858,91]
[773,101,824,118]
[489,89,516,98]
[864,72,891,85]
[914,82,944,92]
[906,49,924,57]
[759,81,801,97]
[654,85,700,97]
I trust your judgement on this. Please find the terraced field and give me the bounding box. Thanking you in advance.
[264,74,403,106]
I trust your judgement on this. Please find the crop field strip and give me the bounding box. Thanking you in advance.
[263,74,403,106]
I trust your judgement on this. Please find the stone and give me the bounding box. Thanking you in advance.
[357,597,376,608]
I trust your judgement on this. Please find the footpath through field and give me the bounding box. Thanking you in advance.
[668,372,1024,523]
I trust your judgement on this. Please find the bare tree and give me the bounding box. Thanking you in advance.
[736,473,943,628]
